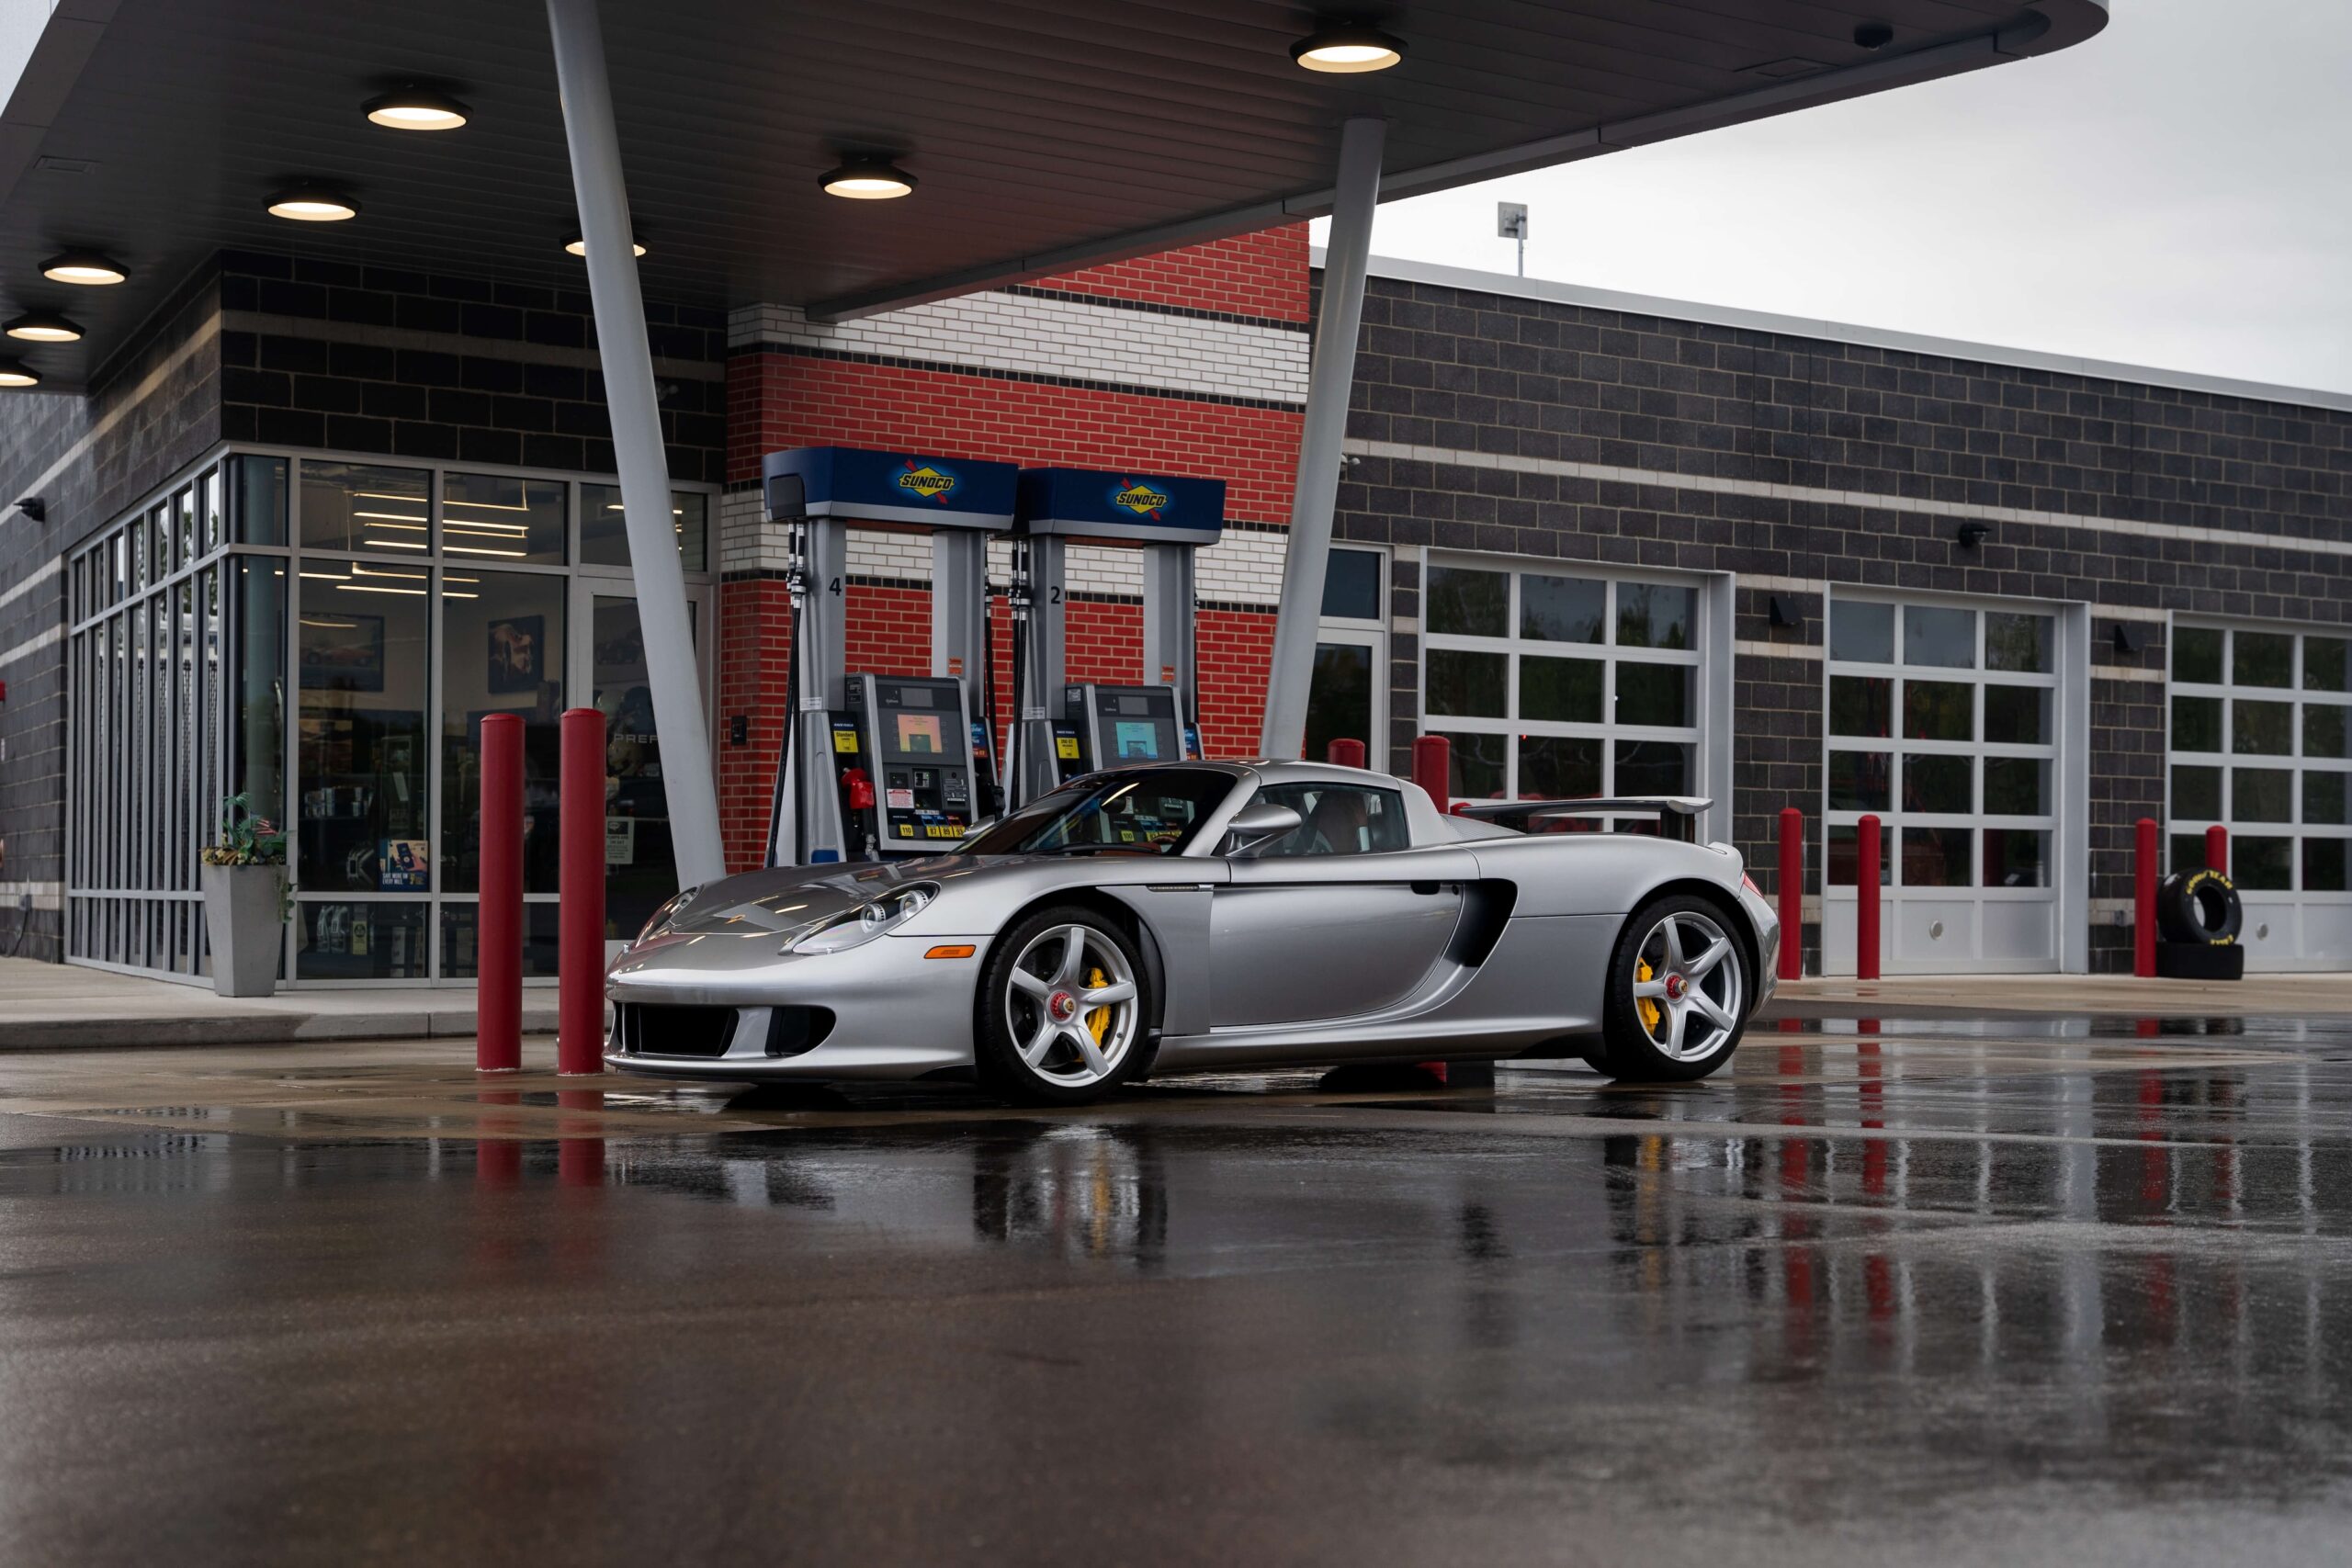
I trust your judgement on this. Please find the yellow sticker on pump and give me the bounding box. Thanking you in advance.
[832,730,858,753]
[1056,736,1080,760]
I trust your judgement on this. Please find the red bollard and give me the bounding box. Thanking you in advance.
[1412,734,1451,811]
[559,706,608,1076]
[2205,822,2228,876]
[477,714,524,1074]
[1326,738,1367,769]
[1777,807,1804,981]
[2134,817,2159,978]
[1856,813,1882,981]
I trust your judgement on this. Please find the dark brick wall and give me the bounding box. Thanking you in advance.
[218,251,727,484]
[1336,272,2352,975]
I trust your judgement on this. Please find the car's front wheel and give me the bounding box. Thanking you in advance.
[1592,894,1749,1082]
[974,907,1153,1105]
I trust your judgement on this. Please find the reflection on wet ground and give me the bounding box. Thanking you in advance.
[6,1020,2352,1564]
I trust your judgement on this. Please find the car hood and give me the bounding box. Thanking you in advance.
[657,855,972,936]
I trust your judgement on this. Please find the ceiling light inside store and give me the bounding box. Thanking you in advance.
[820,159,916,199]
[5,311,84,343]
[40,252,127,285]
[364,89,470,130]
[1291,24,1406,73]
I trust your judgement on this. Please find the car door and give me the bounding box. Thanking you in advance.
[1207,781,1476,1028]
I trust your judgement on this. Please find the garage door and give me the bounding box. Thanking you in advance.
[1822,595,2064,975]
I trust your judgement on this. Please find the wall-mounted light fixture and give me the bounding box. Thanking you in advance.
[1956,521,1990,549]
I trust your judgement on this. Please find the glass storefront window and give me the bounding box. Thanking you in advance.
[296,577,432,894]
[1426,566,1508,637]
[441,571,567,892]
[446,471,567,565]
[1319,547,1381,621]
[303,460,431,553]
[296,902,431,981]
[581,483,709,571]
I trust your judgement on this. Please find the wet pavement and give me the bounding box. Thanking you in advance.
[6,1017,2352,1565]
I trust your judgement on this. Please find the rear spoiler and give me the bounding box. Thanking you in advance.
[1451,796,1712,844]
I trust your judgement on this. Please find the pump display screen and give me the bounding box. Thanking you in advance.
[1113,721,1161,760]
[894,712,946,755]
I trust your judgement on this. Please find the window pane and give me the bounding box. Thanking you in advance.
[1901,826,1973,887]
[1613,739,1692,796]
[1615,582,1693,650]
[1826,824,1891,887]
[581,484,710,571]
[2171,764,2222,821]
[2235,835,2292,892]
[1985,612,2052,674]
[1830,600,1893,664]
[1979,685,2046,747]
[2305,704,2349,761]
[295,902,430,980]
[2173,626,2223,684]
[1904,680,1973,741]
[2233,699,2292,755]
[445,472,566,565]
[1829,675,1892,738]
[1424,649,1506,717]
[1317,548,1382,621]
[1613,660,1691,728]
[301,460,431,553]
[1985,757,2049,816]
[2306,637,2350,694]
[1305,642,1373,765]
[440,903,561,979]
[2169,834,2208,874]
[1519,735,1601,798]
[2170,695,2222,753]
[1904,605,1975,668]
[441,572,567,893]
[2233,630,2293,688]
[1519,573,1603,643]
[1426,567,1507,637]
[2306,771,2347,827]
[2305,839,2349,894]
[1442,730,1507,800]
[1983,829,2049,888]
[2232,768,2291,822]
[1519,654,1601,724]
[1903,754,1972,814]
[1827,750,1889,811]
[232,558,288,834]
[297,583,430,891]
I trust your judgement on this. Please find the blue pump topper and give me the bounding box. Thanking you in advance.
[1014,467,1226,547]
[762,446,1019,530]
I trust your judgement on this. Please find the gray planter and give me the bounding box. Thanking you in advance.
[201,863,285,997]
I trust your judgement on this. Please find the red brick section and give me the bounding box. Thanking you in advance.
[1041,225,1311,322]
[717,578,794,869]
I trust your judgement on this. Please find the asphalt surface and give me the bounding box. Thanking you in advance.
[5,1016,2352,1565]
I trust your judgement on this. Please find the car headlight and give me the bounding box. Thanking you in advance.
[784,883,939,955]
[634,885,701,945]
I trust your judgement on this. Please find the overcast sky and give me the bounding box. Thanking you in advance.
[1318,0,2352,395]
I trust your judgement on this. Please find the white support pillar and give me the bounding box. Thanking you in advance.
[1261,114,1385,759]
[546,0,725,888]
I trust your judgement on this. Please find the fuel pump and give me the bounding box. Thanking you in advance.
[1005,467,1227,806]
[761,446,1017,863]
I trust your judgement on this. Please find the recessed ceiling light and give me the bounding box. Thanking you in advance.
[364,88,470,131]
[820,158,916,199]
[40,251,126,286]
[563,233,648,257]
[0,360,41,389]
[5,310,83,343]
[267,186,360,222]
[1291,24,1406,73]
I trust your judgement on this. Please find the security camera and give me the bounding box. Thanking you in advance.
[11,496,42,522]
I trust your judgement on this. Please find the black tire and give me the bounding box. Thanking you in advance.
[1591,893,1750,1083]
[973,905,1155,1106]
[2156,868,2242,946]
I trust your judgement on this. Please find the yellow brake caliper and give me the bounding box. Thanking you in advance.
[1636,959,1660,1032]
[1084,966,1112,1045]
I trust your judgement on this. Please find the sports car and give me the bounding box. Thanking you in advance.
[605,760,1779,1103]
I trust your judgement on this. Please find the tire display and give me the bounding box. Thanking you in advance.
[2155,868,2242,947]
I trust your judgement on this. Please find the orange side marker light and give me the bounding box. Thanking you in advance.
[924,944,977,960]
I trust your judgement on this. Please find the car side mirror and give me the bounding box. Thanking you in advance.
[1222,801,1302,858]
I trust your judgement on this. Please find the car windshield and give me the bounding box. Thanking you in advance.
[962,768,1234,857]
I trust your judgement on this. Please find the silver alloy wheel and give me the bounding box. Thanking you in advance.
[1003,922,1141,1089]
[1631,908,1744,1062]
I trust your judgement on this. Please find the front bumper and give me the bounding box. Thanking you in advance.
[602,928,984,1081]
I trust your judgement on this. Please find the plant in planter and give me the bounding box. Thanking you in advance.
[198,793,289,997]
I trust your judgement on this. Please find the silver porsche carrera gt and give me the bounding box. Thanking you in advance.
[605,760,1779,1103]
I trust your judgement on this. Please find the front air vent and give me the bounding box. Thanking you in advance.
[612,1003,740,1058]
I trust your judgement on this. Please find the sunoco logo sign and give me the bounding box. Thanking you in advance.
[898,459,959,503]
[1109,478,1170,520]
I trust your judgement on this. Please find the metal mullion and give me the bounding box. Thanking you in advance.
[426,557,446,982]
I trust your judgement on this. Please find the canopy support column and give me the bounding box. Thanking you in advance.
[546,0,724,887]
[1261,114,1385,760]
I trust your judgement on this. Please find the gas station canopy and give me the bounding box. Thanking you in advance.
[2,0,2105,389]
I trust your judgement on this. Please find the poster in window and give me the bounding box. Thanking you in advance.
[300,613,385,693]
[379,838,430,890]
[488,615,545,694]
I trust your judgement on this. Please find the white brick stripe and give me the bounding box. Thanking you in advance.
[731,292,1308,407]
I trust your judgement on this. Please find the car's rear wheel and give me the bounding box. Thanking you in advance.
[974,906,1152,1105]
[1592,894,1748,1082]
